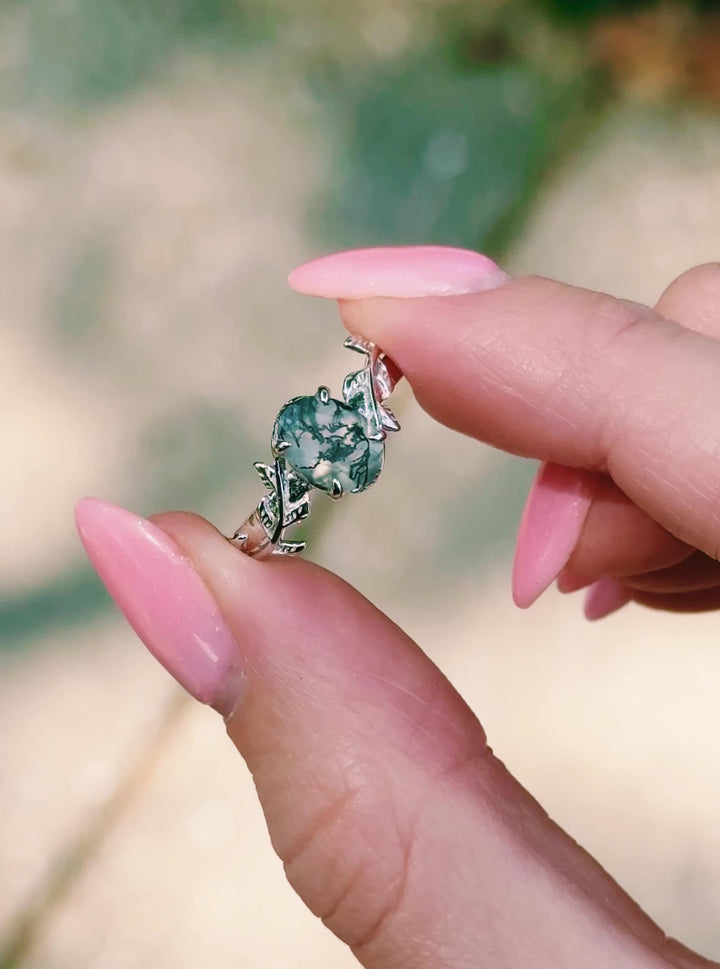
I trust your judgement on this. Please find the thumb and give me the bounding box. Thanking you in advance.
[341,277,720,560]
[76,498,707,969]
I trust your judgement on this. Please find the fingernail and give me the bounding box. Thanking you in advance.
[512,463,596,608]
[287,245,510,299]
[584,578,632,621]
[556,569,593,594]
[75,498,243,715]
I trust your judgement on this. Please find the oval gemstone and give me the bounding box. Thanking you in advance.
[272,393,384,495]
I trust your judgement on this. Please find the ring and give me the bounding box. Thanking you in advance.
[230,335,401,558]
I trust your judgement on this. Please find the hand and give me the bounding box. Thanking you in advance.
[76,247,720,969]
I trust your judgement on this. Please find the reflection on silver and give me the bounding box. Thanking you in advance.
[230,335,400,558]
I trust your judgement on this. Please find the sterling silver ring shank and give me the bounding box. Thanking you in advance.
[230,335,400,559]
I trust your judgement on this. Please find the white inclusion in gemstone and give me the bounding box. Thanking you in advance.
[272,394,384,494]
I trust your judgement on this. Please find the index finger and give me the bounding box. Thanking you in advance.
[327,266,720,561]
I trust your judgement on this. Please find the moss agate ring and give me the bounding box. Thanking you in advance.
[230,336,401,558]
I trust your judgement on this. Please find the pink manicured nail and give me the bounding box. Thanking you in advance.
[584,578,632,621]
[287,246,510,299]
[512,463,596,608]
[75,498,243,715]
[556,569,593,594]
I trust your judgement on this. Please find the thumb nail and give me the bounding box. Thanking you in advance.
[75,498,244,716]
[287,245,509,299]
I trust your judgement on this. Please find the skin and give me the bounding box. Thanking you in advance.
[149,263,720,968]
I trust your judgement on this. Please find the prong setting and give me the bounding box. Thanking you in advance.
[230,334,400,557]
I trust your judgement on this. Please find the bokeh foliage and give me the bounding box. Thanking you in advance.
[1,0,597,646]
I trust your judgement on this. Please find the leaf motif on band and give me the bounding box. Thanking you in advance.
[253,461,276,491]
[275,539,306,556]
[283,496,311,527]
[342,365,400,440]
[257,493,279,533]
[250,458,312,553]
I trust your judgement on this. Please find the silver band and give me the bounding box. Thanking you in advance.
[230,335,400,558]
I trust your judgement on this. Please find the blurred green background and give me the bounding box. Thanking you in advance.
[2,0,720,966]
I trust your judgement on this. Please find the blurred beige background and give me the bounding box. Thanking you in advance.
[2,1,720,966]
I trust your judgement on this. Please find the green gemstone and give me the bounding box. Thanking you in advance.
[272,391,384,495]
